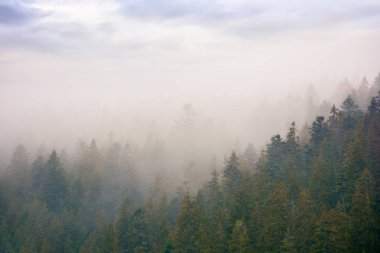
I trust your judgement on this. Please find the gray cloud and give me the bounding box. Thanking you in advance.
[222,2,380,39]
[1,0,380,55]
[0,2,41,26]
[115,0,380,40]
[118,0,265,22]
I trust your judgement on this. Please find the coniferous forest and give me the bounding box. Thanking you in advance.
[1,75,380,253]
[2,0,380,252]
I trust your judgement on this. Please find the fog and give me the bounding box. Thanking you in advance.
[1,0,380,189]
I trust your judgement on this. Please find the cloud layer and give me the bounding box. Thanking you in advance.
[0,0,379,54]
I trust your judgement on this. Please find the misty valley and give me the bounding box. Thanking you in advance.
[1,75,380,253]
[1,0,380,252]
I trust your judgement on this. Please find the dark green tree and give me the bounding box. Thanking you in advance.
[40,151,67,212]
[266,135,285,180]
[351,169,377,252]
[173,193,202,253]
[311,204,350,253]
[127,208,152,253]
[223,151,242,202]
[258,181,289,253]
[229,220,249,253]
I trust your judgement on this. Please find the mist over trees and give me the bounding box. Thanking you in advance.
[1,0,380,251]
[0,74,380,252]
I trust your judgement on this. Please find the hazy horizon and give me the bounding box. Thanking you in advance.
[1,0,380,165]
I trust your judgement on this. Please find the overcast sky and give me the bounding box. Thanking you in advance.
[1,0,380,94]
[1,0,380,155]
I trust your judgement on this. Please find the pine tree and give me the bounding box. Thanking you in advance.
[116,198,132,253]
[367,91,380,206]
[339,96,362,130]
[310,116,327,153]
[327,105,339,126]
[292,190,316,253]
[40,151,67,212]
[203,169,222,221]
[311,204,350,253]
[79,223,118,253]
[144,194,170,252]
[309,156,335,208]
[127,208,152,253]
[210,206,228,253]
[258,181,289,253]
[173,193,202,253]
[286,122,298,153]
[336,129,367,208]
[229,220,249,253]
[284,122,303,201]
[223,151,242,203]
[351,169,377,252]
[31,156,45,192]
[230,174,254,224]
[266,135,285,180]
[0,216,15,253]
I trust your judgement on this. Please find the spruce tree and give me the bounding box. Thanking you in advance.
[229,220,249,253]
[258,181,289,253]
[40,151,67,212]
[351,169,377,252]
[173,193,202,253]
[311,204,350,253]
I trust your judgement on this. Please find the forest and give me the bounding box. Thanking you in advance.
[2,0,380,252]
[0,74,379,253]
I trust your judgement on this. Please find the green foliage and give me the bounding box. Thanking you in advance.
[291,190,317,252]
[311,205,351,253]
[2,89,380,252]
[173,193,203,253]
[258,181,289,253]
[223,151,242,198]
[40,151,68,212]
[266,135,285,180]
[229,220,249,253]
[351,169,377,252]
[310,116,327,152]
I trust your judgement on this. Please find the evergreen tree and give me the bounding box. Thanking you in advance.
[286,122,298,153]
[31,156,45,192]
[309,156,335,208]
[339,96,362,130]
[230,174,254,224]
[351,169,377,252]
[229,220,249,253]
[266,135,285,180]
[258,181,289,253]
[173,193,202,253]
[223,151,242,202]
[211,206,229,253]
[127,208,152,253]
[311,204,350,253]
[203,169,222,221]
[116,198,132,253]
[367,91,380,206]
[310,116,327,153]
[336,129,367,208]
[40,151,67,212]
[292,190,316,253]
[284,122,303,201]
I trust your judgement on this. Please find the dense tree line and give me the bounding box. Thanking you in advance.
[1,74,380,252]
